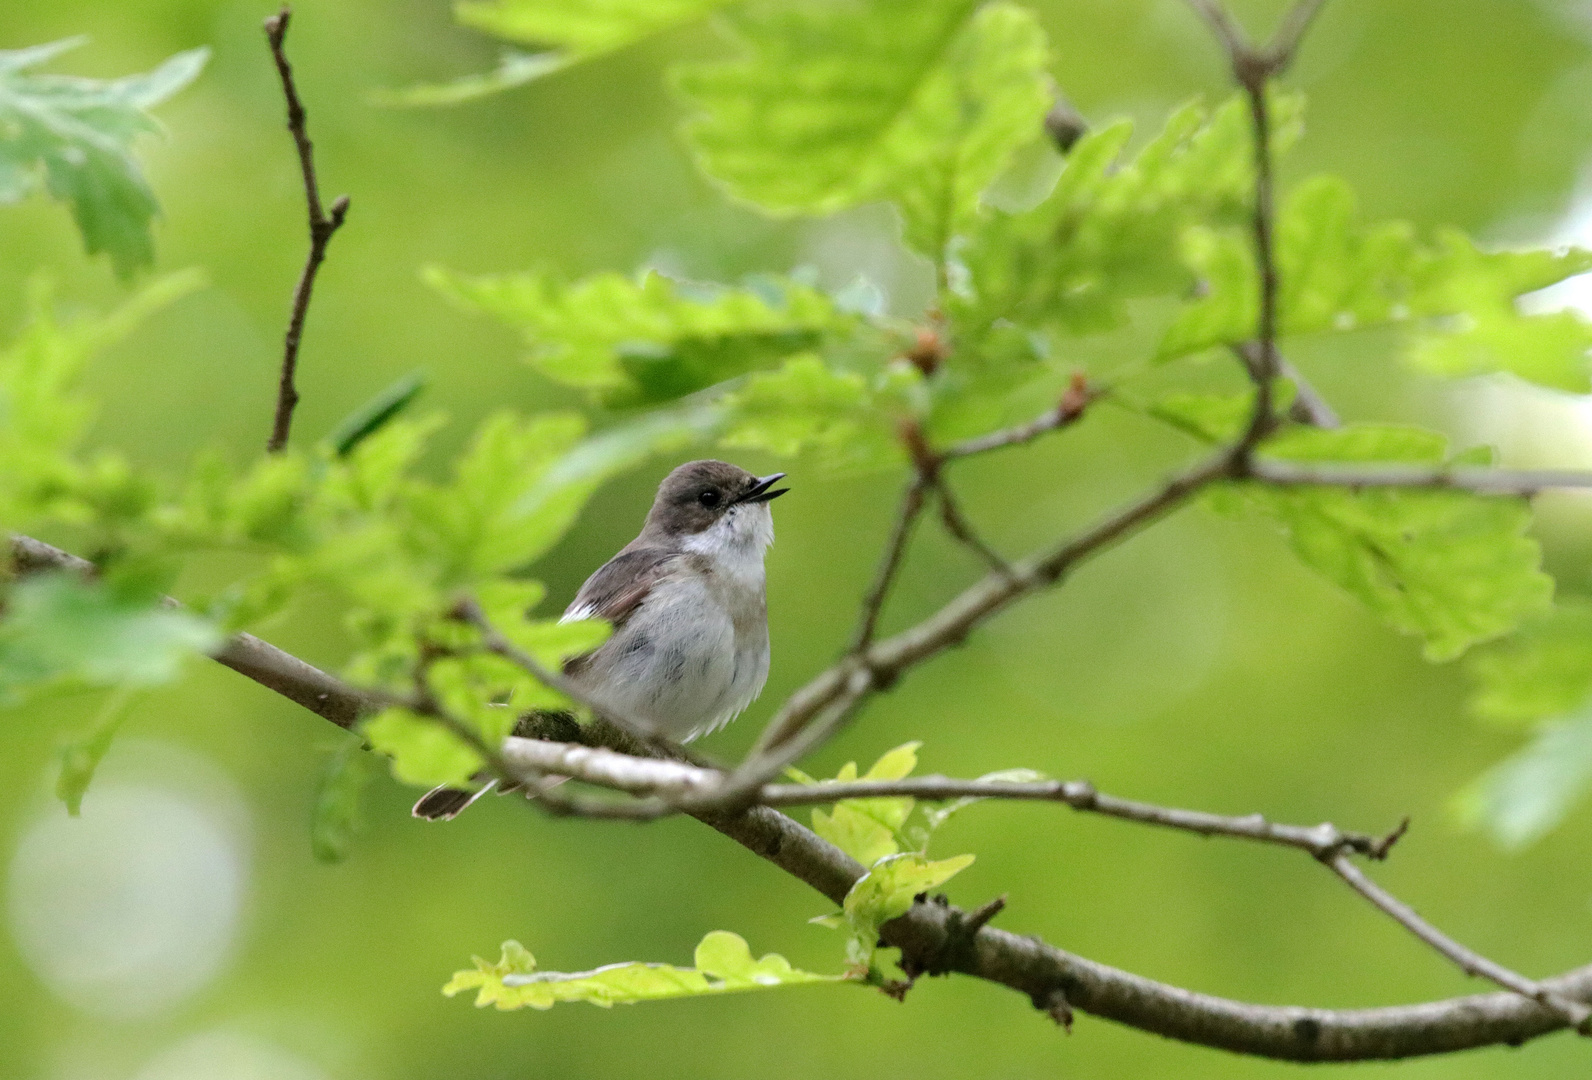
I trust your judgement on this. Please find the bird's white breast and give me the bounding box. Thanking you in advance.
[571,503,773,740]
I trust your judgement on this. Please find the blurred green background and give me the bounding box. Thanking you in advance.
[5,1,1592,1077]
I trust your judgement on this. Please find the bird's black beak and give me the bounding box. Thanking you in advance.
[740,472,789,504]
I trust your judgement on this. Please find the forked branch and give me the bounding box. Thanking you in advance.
[264,5,351,453]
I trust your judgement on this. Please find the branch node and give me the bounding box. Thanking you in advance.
[1034,987,1075,1032]
[1371,816,1411,861]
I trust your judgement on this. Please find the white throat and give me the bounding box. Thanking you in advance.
[681,503,775,573]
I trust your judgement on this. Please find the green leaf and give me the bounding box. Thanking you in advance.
[406,411,589,579]
[362,705,484,788]
[1156,175,1592,389]
[956,94,1295,337]
[455,0,737,61]
[327,371,427,458]
[370,51,568,107]
[882,3,1052,259]
[311,738,379,863]
[0,40,208,277]
[0,573,221,702]
[0,272,205,508]
[427,266,848,403]
[838,852,974,970]
[718,354,879,462]
[444,931,841,1010]
[1454,709,1592,850]
[809,742,921,866]
[1406,233,1592,392]
[55,687,138,816]
[676,0,1051,254]
[1243,426,1552,660]
[1465,601,1592,726]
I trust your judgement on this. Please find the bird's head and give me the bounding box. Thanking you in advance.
[645,460,788,550]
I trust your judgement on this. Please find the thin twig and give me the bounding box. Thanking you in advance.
[264,6,350,454]
[848,475,931,654]
[1184,0,1252,62]
[1277,357,1341,428]
[1238,68,1280,451]
[1326,854,1592,1032]
[934,478,1013,577]
[1245,461,1592,494]
[941,373,1097,460]
[451,598,678,754]
[1265,0,1330,71]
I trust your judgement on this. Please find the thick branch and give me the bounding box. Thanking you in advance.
[8,535,370,727]
[10,529,1591,1061]
[264,6,350,454]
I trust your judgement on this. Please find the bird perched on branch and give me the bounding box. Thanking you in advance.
[414,460,788,819]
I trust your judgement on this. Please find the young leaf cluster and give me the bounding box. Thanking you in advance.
[444,931,840,1010]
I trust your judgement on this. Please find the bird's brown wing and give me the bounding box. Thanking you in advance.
[562,546,679,629]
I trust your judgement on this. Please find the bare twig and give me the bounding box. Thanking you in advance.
[848,475,931,654]
[941,373,1097,461]
[933,478,1013,577]
[1265,0,1330,71]
[1184,0,1252,64]
[1245,460,1592,494]
[1277,357,1341,428]
[1326,854,1592,1032]
[264,6,350,454]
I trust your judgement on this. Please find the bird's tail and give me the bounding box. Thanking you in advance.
[411,709,584,820]
[412,779,500,820]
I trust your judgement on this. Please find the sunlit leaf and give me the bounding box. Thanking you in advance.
[809,742,921,866]
[677,0,1051,254]
[718,354,880,463]
[362,705,484,788]
[838,852,975,969]
[1243,426,1551,660]
[444,931,841,1010]
[1157,174,1592,390]
[955,94,1297,349]
[427,266,848,404]
[456,0,737,62]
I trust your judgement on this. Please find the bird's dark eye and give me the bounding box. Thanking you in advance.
[697,488,721,509]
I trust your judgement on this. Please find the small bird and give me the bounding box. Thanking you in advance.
[414,460,788,819]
